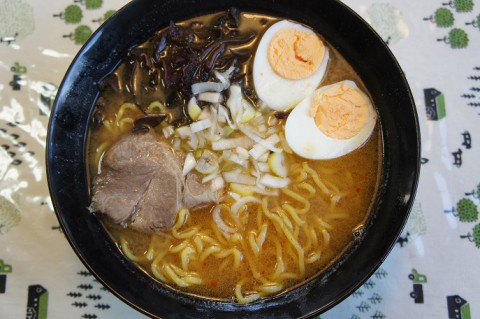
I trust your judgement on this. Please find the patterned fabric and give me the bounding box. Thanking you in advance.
[0,0,478,318]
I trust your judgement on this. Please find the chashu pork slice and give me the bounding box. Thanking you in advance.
[90,131,183,231]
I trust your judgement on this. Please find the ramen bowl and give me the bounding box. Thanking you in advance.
[46,0,420,317]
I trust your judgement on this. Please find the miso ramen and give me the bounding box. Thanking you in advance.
[87,8,382,303]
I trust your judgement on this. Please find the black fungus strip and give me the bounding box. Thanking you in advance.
[98,74,120,92]
[168,21,194,46]
[129,61,138,95]
[228,7,241,28]
[133,114,168,130]
[274,111,290,119]
[220,32,255,45]
[200,42,223,62]
[205,43,226,71]
[153,34,167,62]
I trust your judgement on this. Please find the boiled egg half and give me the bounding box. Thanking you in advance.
[285,80,377,159]
[253,20,329,111]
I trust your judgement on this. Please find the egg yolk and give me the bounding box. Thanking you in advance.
[310,84,370,140]
[268,28,325,80]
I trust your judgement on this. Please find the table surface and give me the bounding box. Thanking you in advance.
[0,0,478,318]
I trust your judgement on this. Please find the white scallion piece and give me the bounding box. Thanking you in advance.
[201,171,219,184]
[257,152,270,162]
[222,172,256,185]
[162,125,174,138]
[198,92,223,104]
[229,153,249,168]
[210,176,225,192]
[190,118,212,133]
[249,143,269,160]
[238,125,282,153]
[175,126,192,139]
[186,133,198,150]
[213,70,231,90]
[259,174,291,188]
[192,81,225,95]
[212,137,254,151]
[257,162,270,172]
[235,146,250,159]
[187,97,202,120]
[216,65,235,83]
[227,85,242,121]
[197,130,206,149]
[182,152,196,176]
[172,137,181,149]
[218,104,236,129]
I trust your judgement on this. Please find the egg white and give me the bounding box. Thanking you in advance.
[253,20,329,111]
[285,81,377,160]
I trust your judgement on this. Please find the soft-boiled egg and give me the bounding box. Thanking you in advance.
[253,20,329,111]
[285,80,377,160]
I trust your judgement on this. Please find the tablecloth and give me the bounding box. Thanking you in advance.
[0,0,478,318]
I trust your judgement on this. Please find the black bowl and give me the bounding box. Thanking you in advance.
[46,0,420,318]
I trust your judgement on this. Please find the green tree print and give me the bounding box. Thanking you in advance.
[436,8,455,27]
[443,0,475,13]
[74,0,103,9]
[425,8,455,27]
[456,198,479,222]
[465,13,480,30]
[74,25,92,44]
[64,5,83,23]
[437,28,469,48]
[103,9,116,21]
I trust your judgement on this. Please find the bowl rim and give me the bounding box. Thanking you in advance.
[46,0,420,318]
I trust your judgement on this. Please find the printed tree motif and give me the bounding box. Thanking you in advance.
[81,314,97,319]
[356,301,371,313]
[75,25,92,44]
[77,270,92,277]
[473,224,480,247]
[374,268,388,279]
[77,284,93,290]
[352,290,364,298]
[368,293,383,305]
[461,224,480,247]
[437,28,469,48]
[455,198,479,222]
[53,5,83,24]
[92,9,116,24]
[94,303,110,310]
[443,0,474,13]
[351,315,361,319]
[86,294,102,300]
[74,0,103,9]
[371,311,386,319]
[424,8,455,27]
[465,13,480,29]
[363,279,376,289]
[103,10,115,21]
[66,292,82,298]
[63,25,93,45]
